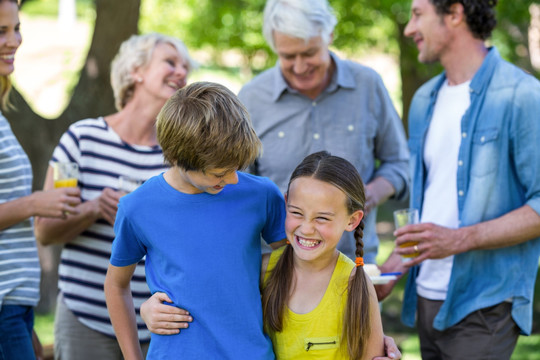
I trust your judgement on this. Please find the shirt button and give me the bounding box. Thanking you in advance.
[462,132,467,138]
[480,136,485,142]
[348,125,354,131]
[458,190,464,196]
[278,131,285,138]
[313,133,320,140]
[458,160,463,166]
[312,101,317,107]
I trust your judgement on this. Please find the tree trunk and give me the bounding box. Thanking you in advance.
[7,0,141,314]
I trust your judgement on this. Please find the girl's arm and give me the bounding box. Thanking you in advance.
[140,292,192,335]
[104,263,143,360]
[35,165,122,245]
[363,275,385,359]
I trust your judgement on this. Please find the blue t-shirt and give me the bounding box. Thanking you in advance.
[111,172,286,359]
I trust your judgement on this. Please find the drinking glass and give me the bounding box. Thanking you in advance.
[53,162,79,188]
[118,175,143,193]
[393,208,420,262]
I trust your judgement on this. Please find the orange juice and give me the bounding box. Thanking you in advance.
[400,241,420,258]
[54,178,78,188]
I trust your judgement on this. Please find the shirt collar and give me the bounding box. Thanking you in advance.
[469,47,499,95]
[271,51,356,102]
[430,47,499,98]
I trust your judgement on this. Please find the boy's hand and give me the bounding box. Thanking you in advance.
[140,292,193,335]
[373,335,401,360]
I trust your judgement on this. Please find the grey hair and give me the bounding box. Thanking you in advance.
[263,0,337,52]
[110,33,197,111]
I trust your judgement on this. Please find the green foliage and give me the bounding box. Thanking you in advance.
[140,0,536,78]
[140,0,273,70]
[139,0,412,69]
[492,0,537,76]
[34,312,55,345]
[332,0,410,56]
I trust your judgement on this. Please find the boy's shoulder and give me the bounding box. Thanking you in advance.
[119,174,164,208]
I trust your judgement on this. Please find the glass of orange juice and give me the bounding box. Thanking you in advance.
[54,162,79,188]
[393,208,419,262]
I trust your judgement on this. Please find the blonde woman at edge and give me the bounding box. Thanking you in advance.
[0,1,81,359]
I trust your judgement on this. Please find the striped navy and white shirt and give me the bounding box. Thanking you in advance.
[0,112,41,311]
[52,117,167,340]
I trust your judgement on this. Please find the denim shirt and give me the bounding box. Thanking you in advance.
[402,47,540,335]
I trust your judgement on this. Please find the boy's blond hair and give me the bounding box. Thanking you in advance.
[157,82,262,172]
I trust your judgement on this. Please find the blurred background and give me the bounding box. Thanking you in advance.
[12,0,539,358]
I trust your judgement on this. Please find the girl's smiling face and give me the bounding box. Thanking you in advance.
[285,176,363,264]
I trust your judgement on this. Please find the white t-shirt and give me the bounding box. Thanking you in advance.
[416,80,471,300]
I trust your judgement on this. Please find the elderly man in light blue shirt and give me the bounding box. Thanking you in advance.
[238,0,409,263]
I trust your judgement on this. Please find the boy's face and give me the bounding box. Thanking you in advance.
[179,167,239,195]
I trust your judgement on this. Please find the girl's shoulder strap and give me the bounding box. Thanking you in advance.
[263,245,287,283]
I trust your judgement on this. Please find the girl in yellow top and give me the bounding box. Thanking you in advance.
[261,151,384,359]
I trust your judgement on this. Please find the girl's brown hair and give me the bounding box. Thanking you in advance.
[262,150,370,359]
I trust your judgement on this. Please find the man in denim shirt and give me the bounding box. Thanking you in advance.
[389,0,540,358]
[238,0,409,264]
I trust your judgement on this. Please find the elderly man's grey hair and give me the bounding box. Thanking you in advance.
[263,0,337,52]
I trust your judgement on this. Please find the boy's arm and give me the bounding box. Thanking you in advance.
[104,263,143,360]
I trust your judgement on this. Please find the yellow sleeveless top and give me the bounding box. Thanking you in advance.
[263,246,355,359]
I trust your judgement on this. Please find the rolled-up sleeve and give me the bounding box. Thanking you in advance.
[512,77,540,216]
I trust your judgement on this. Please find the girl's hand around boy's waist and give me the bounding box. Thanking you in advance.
[140,292,193,335]
[374,335,401,360]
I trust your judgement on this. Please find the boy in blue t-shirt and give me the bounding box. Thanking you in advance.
[104,82,286,359]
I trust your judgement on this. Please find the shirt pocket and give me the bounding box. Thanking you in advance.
[470,128,499,177]
[304,336,340,351]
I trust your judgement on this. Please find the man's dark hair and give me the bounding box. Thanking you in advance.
[430,0,498,40]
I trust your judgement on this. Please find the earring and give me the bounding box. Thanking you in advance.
[136,77,143,83]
